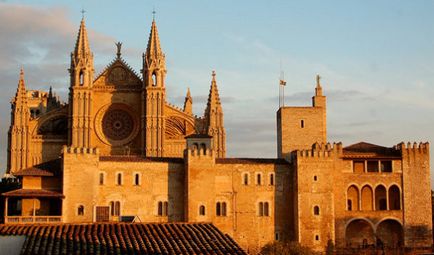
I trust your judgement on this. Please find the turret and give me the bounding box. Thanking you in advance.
[203,71,226,158]
[68,17,94,148]
[142,19,166,157]
[183,88,193,115]
[7,68,31,173]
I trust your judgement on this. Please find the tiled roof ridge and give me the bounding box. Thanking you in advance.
[0,223,247,255]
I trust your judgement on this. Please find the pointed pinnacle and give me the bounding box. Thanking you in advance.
[74,18,91,58]
[186,87,191,98]
[146,20,163,58]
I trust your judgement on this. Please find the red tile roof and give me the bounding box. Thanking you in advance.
[13,159,61,177]
[343,142,401,158]
[2,189,64,198]
[0,223,246,255]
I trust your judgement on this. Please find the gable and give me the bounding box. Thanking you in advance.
[93,58,142,88]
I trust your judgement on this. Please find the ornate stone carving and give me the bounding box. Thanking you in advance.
[109,67,127,82]
[102,109,134,141]
[95,103,139,146]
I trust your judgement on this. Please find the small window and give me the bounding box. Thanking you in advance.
[158,201,163,216]
[275,232,280,241]
[301,120,304,128]
[164,202,168,216]
[269,173,275,186]
[201,143,207,154]
[367,161,379,172]
[116,173,123,185]
[79,71,84,86]
[264,202,269,216]
[381,161,392,172]
[347,200,352,211]
[242,173,249,185]
[379,199,387,211]
[315,235,320,241]
[152,73,157,86]
[77,205,84,216]
[157,201,168,216]
[110,201,120,216]
[99,173,105,185]
[258,202,264,216]
[134,173,140,186]
[199,205,206,216]
[313,175,317,181]
[216,202,227,217]
[314,206,320,215]
[353,161,365,173]
[256,173,262,185]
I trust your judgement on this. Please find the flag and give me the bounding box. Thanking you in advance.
[279,79,286,86]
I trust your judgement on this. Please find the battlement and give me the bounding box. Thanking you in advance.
[395,142,430,154]
[296,142,343,158]
[185,148,215,159]
[62,146,100,155]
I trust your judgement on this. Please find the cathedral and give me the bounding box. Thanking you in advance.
[1,17,432,254]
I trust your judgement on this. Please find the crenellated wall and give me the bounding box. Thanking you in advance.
[399,142,432,248]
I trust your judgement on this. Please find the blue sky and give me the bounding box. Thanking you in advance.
[0,1,433,183]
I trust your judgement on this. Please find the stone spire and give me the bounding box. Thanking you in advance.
[204,71,226,158]
[15,67,27,100]
[204,71,222,120]
[73,18,91,60]
[8,68,30,173]
[183,87,193,115]
[143,19,166,79]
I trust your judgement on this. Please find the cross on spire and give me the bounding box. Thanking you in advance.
[152,7,156,20]
[81,8,86,19]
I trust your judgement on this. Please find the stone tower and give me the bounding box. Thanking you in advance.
[68,17,94,148]
[142,19,167,157]
[277,75,327,160]
[7,68,31,173]
[204,71,226,158]
[183,88,193,115]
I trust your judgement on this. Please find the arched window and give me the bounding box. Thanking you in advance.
[258,202,264,216]
[114,201,120,216]
[201,143,207,154]
[347,185,359,211]
[264,202,269,216]
[116,173,122,185]
[99,173,104,185]
[163,201,168,216]
[216,202,221,216]
[256,173,262,185]
[388,185,401,210]
[192,143,199,150]
[216,202,227,217]
[110,201,120,216]
[222,202,227,216]
[158,201,163,216]
[152,73,157,86]
[79,71,84,86]
[361,185,373,211]
[199,205,206,216]
[375,185,387,211]
[314,206,320,215]
[301,120,305,128]
[77,205,84,216]
[134,173,140,186]
[269,173,275,185]
[243,173,249,185]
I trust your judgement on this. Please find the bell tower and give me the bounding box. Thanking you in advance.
[68,17,94,148]
[142,19,166,157]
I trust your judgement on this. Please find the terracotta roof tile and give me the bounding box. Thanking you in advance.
[0,223,247,255]
[13,159,61,177]
[100,156,184,163]
[2,189,64,198]
[343,142,401,158]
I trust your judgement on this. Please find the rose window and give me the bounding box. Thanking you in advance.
[102,109,134,141]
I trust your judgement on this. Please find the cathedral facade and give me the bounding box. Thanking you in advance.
[2,18,432,254]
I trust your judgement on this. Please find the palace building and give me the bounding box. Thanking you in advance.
[1,17,432,254]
